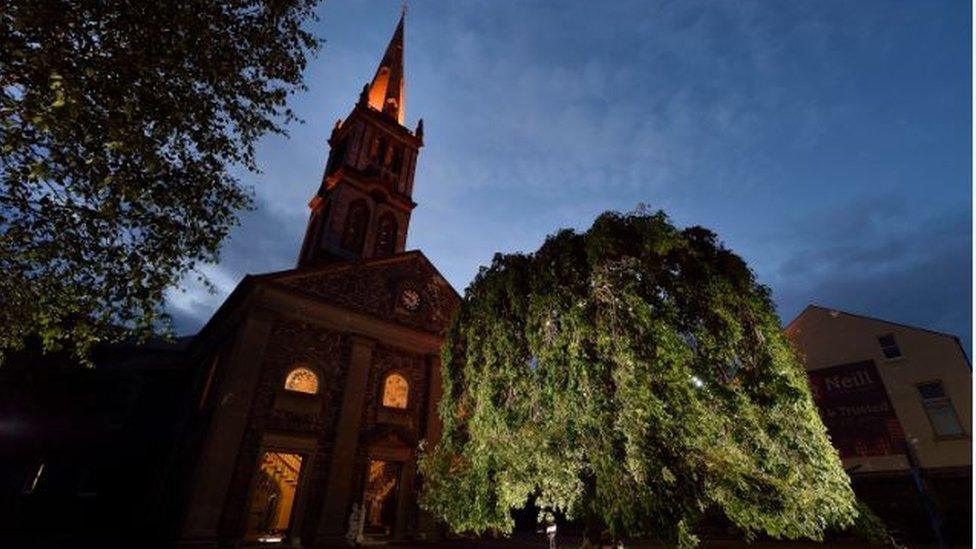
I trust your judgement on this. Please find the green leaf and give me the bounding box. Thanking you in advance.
[0,0,322,364]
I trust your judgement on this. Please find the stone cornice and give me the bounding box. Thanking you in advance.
[258,281,444,355]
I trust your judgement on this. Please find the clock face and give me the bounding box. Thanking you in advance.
[400,288,422,312]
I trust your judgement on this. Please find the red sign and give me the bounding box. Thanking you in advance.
[807,360,906,458]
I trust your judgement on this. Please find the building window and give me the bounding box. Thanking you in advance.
[340,199,370,254]
[877,334,902,359]
[917,381,964,437]
[381,373,409,409]
[284,367,319,395]
[374,213,398,257]
[368,136,382,162]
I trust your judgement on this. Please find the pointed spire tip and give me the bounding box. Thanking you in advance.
[365,11,406,125]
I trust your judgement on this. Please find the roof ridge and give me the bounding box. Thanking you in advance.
[794,303,960,339]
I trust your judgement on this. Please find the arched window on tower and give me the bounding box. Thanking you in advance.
[368,136,381,162]
[381,373,409,409]
[284,366,319,395]
[374,213,398,257]
[340,199,370,255]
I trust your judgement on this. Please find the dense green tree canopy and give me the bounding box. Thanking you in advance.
[420,210,858,547]
[0,0,320,362]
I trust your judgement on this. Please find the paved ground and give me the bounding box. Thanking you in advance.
[383,542,928,548]
[378,533,911,548]
[7,536,944,548]
[7,532,948,548]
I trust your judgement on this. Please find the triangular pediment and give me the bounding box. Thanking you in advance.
[361,425,416,449]
[258,251,460,335]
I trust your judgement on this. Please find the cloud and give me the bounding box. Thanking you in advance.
[165,197,304,335]
[165,264,237,335]
[768,199,971,354]
[162,0,970,360]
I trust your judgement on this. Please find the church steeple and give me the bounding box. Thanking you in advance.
[366,12,405,125]
[297,13,424,268]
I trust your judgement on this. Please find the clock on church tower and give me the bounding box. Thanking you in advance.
[399,287,422,312]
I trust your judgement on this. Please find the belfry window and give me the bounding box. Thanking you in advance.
[340,199,370,254]
[284,367,319,395]
[381,373,409,409]
[369,136,382,161]
[374,213,398,257]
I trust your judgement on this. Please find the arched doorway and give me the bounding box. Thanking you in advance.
[362,459,402,538]
[243,452,305,542]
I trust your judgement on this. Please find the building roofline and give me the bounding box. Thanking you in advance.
[787,304,962,340]
[252,249,460,299]
[783,304,817,333]
[184,250,461,356]
[786,304,971,373]
[182,274,256,357]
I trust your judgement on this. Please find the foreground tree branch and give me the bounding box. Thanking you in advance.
[0,0,321,363]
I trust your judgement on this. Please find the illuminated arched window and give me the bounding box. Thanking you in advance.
[284,367,319,395]
[374,213,398,257]
[381,373,409,409]
[340,199,370,254]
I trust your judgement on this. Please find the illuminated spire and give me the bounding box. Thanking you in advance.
[366,11,406,125]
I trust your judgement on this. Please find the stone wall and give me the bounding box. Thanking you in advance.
[217,317,347,542]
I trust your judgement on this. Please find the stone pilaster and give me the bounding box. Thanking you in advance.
[179,311,275,542]
[316,335,375,542]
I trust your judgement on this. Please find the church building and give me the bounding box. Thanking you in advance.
[172,14,459,545]
[0,15,459,547]
[0,14,456,548]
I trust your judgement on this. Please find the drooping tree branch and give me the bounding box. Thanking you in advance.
[420,208,858,547]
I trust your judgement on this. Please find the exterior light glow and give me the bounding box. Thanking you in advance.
[26,462,45,494]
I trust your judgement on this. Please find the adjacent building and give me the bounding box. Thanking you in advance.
[787,305,972,544]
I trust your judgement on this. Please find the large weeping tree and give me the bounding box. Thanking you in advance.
[0,0,320,363]
[420,209,859,547]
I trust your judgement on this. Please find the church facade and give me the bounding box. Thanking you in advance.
[173,15,458,546]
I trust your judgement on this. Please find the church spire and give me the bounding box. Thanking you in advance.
[366,12,406,125]
[296,9,423,268]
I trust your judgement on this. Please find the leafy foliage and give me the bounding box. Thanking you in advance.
[420,209,858,547]
[0,0,320,362]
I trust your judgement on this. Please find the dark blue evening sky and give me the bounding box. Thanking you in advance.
[166,0,972,355]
